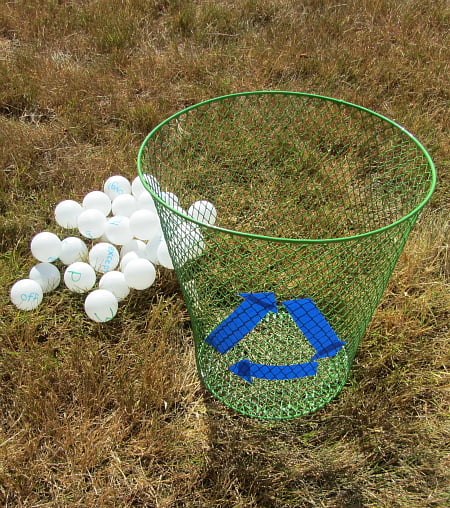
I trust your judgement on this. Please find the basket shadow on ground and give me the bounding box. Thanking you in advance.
[199,384,367,508]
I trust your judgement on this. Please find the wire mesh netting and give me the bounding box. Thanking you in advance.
[138,91,435,419]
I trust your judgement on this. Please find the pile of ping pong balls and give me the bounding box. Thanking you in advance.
[10,174,217,322]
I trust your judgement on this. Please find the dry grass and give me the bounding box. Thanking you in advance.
[0,1,448,506]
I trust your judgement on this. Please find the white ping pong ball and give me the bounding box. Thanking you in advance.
[30,232,62,262]
[54,200,83,229]
[176,223,205,265]
[131,175,146,197]
[99,271,130,301]
[137,191,157,212]
[123,258,156,290]
[120,251,140,271]
[64,262,96,293]
[59,237,88,265]
[10,279,44,310]
[29,263,61,293]
[84,289,118,322]
[104,216,133,245]
[88,242,120,273]
[142,174,160,193]
[82,191,111,216]
[161,191,179,207]
[120,239,147,258]
[104,175,131,199]
[188,200,217,225]
[157,241,174,269]
[112,194,137,217]
[144,229,164,265]
[77,209,106,239]
[129,209,160,240]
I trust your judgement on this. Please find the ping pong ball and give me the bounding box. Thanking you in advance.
[123,258,156,290]
[188,200,217,225]
[112,194,137,217]
[77,209,106,239]
[84,289,118,322]
[104,175,131,199]
[137,191,157,212]
[104,216,133,245]
[144,230,164,265]
[99,271,130,301]
[59,237,88,265]
[157,241,174,269]
[82,191,111,216]
[129,209,160,240]
[163,204,188,236]
[131,176,146,197]
[29,263,60,293]
[30,232,62,262]
[142,174,160,193]
[54,200,83,229]
[120,239,147,258]
[161,191,179,207]
[120,251,140,271]
[89,242,120,273]
[64,262,96,293]
[10,279,44,310]
[177,223,205,264]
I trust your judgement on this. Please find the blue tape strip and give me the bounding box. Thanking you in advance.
[282,298,345,360]
[205,292,278,354]
[229,359,318,383]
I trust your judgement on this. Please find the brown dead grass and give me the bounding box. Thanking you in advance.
[0,0,448,506]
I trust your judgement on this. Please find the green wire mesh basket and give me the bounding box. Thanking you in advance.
[138,91,436,419]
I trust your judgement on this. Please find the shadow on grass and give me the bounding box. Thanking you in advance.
[199,384,367,508]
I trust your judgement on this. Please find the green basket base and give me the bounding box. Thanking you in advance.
[196,311,350,419]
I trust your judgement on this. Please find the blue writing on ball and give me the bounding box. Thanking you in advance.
[69,271,82,282]
[107,182,124,195]
[101,246,116,272]
[94,307,115,322]
[21,292,39,302]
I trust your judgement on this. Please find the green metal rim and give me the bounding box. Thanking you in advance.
[137,91,437,245]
